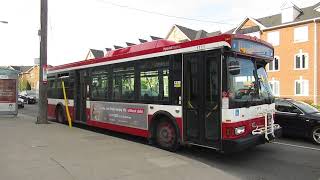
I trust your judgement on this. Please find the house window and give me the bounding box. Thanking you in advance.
[295,77,309,96]
[294,26,308,43]
[268,56,280,71]
[267,31,279,46]
[269,79,280,96]
[294,50,308,69]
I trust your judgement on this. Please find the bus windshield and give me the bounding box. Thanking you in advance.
[227,56,273,108]
[257,65,273,101]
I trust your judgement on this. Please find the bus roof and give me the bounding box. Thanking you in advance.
[49,34,273,73]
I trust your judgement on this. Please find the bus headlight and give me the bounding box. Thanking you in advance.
[235,126,245,135]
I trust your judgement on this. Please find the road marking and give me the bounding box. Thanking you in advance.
[272,141,320,151]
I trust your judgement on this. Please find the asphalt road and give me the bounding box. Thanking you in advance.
[19,104,320,180]
[18,103,38,117]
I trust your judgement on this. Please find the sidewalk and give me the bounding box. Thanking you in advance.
[0,114,238,180]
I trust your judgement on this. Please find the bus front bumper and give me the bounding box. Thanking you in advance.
[222,127,282,153]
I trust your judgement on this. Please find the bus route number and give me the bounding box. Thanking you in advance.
[196,45,205,50]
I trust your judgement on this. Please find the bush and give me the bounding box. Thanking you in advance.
[301,99,314,105]
[312,104,320,111]
[300,99,320,110]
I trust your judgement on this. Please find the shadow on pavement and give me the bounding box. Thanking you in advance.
[51,120,320,180]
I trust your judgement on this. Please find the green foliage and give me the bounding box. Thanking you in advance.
[19,78,31,91]
[312,104,320,111]
[300,99,320,111]
[26,81,31,90]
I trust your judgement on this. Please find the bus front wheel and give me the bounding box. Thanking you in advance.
[156,119,179,151]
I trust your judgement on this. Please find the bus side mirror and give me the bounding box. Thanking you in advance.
[228,60,240,75]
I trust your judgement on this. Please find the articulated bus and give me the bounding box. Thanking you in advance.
[47,34,282,153]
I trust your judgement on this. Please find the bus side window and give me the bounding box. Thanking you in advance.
[112,67,135,101]
[91,73,108,100]
[47,77,56,98]
[140,70,160,100]
[162,69,169,99]
[56,79,63,99]
[139,69,169,101]
[138,57,170,103]
[171,55,182,105]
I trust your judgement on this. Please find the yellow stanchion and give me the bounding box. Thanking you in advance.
[61,80,72,128]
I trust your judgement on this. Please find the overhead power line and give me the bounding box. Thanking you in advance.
[96,0,237,26]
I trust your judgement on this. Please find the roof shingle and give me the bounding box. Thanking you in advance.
[175,24,221,40]
[89,49,104,58]
[256,3,320,28]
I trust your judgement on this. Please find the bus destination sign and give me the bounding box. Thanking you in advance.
[232,39,273,58]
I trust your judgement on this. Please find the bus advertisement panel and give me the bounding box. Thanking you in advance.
[91,102,148,129]
[0,79,16,111]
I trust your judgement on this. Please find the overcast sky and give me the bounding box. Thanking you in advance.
[0,0,318,66]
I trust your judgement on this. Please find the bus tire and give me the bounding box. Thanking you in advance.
[56,106,65,123]
[155,118,179,152]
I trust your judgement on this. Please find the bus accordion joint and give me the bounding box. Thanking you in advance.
[61,80,72,128]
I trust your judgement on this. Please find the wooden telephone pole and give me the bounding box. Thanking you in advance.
[36,0,48,124]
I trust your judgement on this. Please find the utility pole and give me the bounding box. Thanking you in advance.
[36,0,48,124]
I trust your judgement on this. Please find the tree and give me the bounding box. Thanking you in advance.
[26,81,31,90]
[19,78,27,91]
[19,78,31,92]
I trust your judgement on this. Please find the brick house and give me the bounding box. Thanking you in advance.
[9,65,40,91]
[231,1,320,104]
[166,24,221,42]
[20,65,40,91]
[85,49,104,60]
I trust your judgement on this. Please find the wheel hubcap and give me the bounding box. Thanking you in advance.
[313,128,320,144]
[157,122,175,147]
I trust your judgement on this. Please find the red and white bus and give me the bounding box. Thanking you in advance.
[47,34,281,152]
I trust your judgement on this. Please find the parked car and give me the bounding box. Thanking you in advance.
[274,98,320,145]
[20,90,38,103]
[18,97,24,108]
[19,94,36,104]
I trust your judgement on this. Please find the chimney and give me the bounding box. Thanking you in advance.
[281,1,302,23]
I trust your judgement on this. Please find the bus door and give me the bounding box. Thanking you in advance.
[183,50,221,148]
[75,70,88,122]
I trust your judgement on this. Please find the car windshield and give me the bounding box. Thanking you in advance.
[291,101,319,114]
[227,57,259,102]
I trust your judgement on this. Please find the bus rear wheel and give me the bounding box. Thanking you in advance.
[56,106,65,123]
[155,119,178,151]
